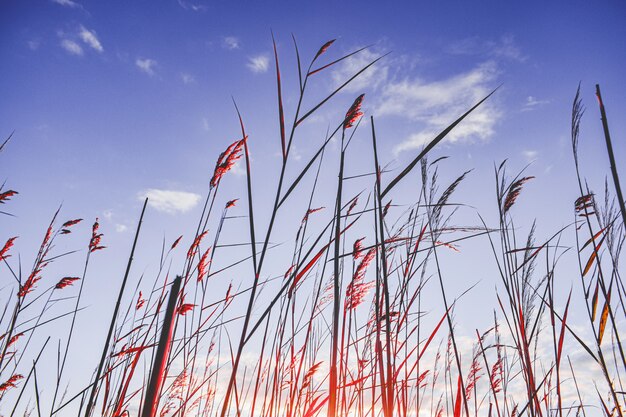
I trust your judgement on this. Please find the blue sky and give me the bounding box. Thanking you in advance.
[1,0,626,413]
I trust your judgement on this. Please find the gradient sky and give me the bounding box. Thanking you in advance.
[1,0,626,413]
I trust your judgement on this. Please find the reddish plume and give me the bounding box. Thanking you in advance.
[0,374,24,392]
[18,269,42,298]
[55,277,80,289]
[210,139,245,188]
[353,237,365,259]
[346,196,359,216]
[197,247,212,282]
[503,176,534,213]
[0,190,18,203]
[314,39,335,60]
[7,332,24,348]
[302,206,325,223]
[89,218,105,252]
[136,291,146,310]
[343,94,365,129]
[345,247,376,310]
[187,231,208,260]
[171,235,183,250]
[177,303,195,316]
[62,218,83,228]
[0,236,17,261]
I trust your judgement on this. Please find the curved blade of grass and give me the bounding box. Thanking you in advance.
[0,131,13,153]
[582,234,606,277]
[598,289,611,344]
[308,45,371,76]
[272,32,286,161]
[596,84,626,235]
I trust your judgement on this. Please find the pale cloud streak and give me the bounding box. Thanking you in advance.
[247,55,269,73]
[28,40,41,51]
[78,25,103,52]
[448,35,527,62]
[522,149,538,161]
[522,95,550,112]
[60,39,83,55]
[222,36,240,50]
[180,73,196,84]
[136,58,157,76]
[139,189,201,214]
[177,0,208,12]
[52,0,81,7]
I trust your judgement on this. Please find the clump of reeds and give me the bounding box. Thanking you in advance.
[0,35,624,417]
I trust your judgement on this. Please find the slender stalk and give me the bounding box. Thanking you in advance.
[595,84,626,234]
[84,197,148,417]
[328,130,346,417]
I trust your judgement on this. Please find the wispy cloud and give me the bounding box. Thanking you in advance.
[247,55,269,73]
[448,35,527,63]
[522,96,549,112]
[51,0,81,8]
[103,209,114,221]
[78,25,103,52]
[375,62,500,153]
[522,149,538,161]
[180,72,196,84]
[136,58,157,76]
[491,35,526,62]
[222,36,240,50]
[177,0,208,12]
[60,39,83,56]
[27,40,41,51]
[139,189,201,214]
[115,224,128,233]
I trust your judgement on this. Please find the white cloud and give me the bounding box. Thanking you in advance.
[247,55,269,73]
[522,149,538,161]
[448,35,527,63]
[375,62,500,153]
[78,25,103,52]
[522,95,549,112]
[180,72,196,84]
[202,117,210,131]
[492,35,526,62]
[115,224,128,233]
[222,36,240,50]
[52,0,80,7]
[140,189,201,214]
[177,0,208,11]
[60,39,83,56]
[136,58,157,76]
[27,40,40,51]
[103,209,114,221]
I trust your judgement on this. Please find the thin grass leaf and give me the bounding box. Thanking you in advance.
[272,32,287,161]
[582,234,606,277]
[597,289,611,344]
[308,44,369,76]
[296,52,387,126]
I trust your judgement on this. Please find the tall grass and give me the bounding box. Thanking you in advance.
[0,35,624,417]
